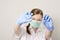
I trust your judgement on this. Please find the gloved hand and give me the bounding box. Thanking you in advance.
[16,11,33,25]
[43,14,54,31]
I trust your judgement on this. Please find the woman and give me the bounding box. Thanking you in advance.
[13,8,54,40]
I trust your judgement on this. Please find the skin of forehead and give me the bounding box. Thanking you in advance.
[32,14,42,21]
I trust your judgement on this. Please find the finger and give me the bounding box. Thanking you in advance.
[25,15,32,19]
[27,12,33,16]
[50,18,53,24]
[47,16,52,22]
[45,15,52,22]
[23,11,29,15]
[26,12,30,15]
[27,12,29,15]
[46,16,50,21]
[44,15,49,20]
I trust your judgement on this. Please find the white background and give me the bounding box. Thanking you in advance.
[0,0,60,40]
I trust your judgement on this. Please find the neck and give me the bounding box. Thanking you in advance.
[33,28,38,33]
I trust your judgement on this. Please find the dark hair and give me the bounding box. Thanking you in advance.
[26,8,43,35]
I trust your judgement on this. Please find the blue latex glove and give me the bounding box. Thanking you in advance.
[43,14,54,31]
[16,11,33,25]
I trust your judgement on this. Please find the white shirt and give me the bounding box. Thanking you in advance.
[20,23,46,40]
[13,23,52,40]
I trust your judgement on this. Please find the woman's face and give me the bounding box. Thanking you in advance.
[32,14,42,21]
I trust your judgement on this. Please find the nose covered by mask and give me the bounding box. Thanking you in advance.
[30,20,42,28]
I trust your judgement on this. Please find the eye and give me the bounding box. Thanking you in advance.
[32,18,35,20]
[37,19,42,21]
[37,19,40,21]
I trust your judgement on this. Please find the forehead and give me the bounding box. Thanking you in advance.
[32,14,42,20]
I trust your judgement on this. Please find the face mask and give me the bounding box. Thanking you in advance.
[30,20,41,28]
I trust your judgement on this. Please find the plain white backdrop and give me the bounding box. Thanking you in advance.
[0,0,60,40]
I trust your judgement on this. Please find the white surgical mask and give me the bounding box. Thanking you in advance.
[30,20,41,28]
